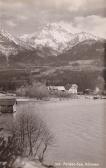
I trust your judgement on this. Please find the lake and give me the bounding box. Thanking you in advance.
[1,99,106,167]
[28,99,105,168]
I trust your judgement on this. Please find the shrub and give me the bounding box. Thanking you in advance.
[1,105,54,167]
[28,82,49,99]
[16,82,49,99]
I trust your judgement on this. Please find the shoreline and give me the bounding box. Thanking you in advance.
[0,93,105,105]
[16,96,106,105]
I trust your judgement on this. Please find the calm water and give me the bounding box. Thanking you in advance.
[1,99,106,167]
[29,99,105,167]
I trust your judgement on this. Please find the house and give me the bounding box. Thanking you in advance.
[55,86,66,92]
[84,89,93,95]
[68,84,78,94]
[94,87,100,95]
[48,86,66,92]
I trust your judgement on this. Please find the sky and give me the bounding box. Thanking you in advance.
[0,0,106,38]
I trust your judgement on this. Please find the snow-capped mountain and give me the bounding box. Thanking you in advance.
[0,29,33,58]
[0,23,105,67]
[21,22,73,52]
[0,29,18,45]
[74,32,99,42]
[0,29,18,56]
[20,22,101,54]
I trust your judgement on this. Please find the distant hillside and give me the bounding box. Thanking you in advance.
[8,39,105,67]
[57,39,105,66]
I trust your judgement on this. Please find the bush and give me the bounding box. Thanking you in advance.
[28,82,49,99]
[16,86,27,97]
[16,82,49,99]
[0,136,22,168]
[1,105,54,167]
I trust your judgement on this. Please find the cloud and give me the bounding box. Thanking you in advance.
[0,0,105,37]
[49,15,106,38]
[0,0,105,18]
[0,0,24,9]
[73,15,106,38]
[67,0,105,12]
[6,20,16,27]
[0,0,105,11]
[17,15,28,21]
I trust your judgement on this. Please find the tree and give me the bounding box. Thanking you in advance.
[0,135,22,168]
[65,83,71,90]
[95,76,105,90]
[28,82,49,99]
[38,128,54,163]
[5,105,54,165]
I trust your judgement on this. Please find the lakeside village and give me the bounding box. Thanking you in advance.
[47,84,106,99]
[0,83,106,114]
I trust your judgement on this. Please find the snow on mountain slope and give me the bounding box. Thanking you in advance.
[20,22,101,53]
[0,29,33,58]
[74,32,99,42]
[21,23,74,52]
[0,29,19,57]
[66,32,101,50]
[0,29,18,45]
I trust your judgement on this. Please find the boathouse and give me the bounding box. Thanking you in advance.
[0,97,16,113]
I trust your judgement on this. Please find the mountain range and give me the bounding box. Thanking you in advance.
[20,23,101,54]
[0,22,105,67]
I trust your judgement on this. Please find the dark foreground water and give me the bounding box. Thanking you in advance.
[1,99,106,167]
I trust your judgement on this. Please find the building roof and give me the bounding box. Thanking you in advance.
[55,86,65,91]
[71,84,78,88]
[0,97,16,105]
[48,86,65,91]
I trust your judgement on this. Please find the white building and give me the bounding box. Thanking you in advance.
[68,84,78,94]
[48,86,65,92]
[94,87,100,94]
[55,86,66,91]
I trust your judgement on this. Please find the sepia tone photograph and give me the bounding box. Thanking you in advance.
[0,0,106,168]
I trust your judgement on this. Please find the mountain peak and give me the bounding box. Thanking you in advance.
[0,27,105,67]
[0,29,18,45]
[20,22,103,53]
[0,28,33,59]
[44,22,73,34]
[21,22,74,52]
